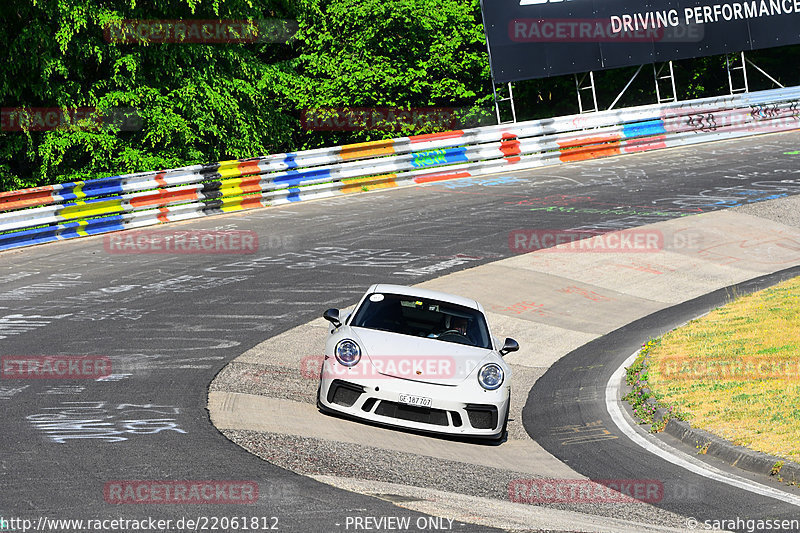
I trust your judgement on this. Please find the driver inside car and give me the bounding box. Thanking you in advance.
[429,315,468,338]
[448,316,468,335]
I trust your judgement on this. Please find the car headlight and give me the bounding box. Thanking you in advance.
[334,339,361,367]
[478,363,504,390]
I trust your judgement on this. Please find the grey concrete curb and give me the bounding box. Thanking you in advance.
[622,313,800,488]
[661,417,800,485]
[627,354,800,486]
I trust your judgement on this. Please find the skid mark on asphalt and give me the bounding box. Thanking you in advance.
[552,420,619,446]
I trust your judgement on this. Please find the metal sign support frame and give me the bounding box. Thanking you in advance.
[727,51,785,94]
[726,52,750,94]
[575,72,599,114]
[492,81,518,124]
[654,61,678,104]
[593,61,679,112]
[607,65,644,111]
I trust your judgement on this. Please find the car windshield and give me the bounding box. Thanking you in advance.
[350,293,492,349]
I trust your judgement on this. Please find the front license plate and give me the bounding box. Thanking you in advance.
[398,394,432,408]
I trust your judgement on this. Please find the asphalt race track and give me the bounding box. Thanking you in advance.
[2,130,800,532]
[525,266,800,526]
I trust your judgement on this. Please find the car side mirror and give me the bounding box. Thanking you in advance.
[499,337,519,356]
[323,308,341,328]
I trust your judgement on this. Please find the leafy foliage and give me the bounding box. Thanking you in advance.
[0,0,491,191]
[1,0,302,190]
[285,0,491,147]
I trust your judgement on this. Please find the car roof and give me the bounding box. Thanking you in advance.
[368,284,482,311]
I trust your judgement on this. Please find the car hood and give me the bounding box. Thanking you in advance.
[349,326,495,386]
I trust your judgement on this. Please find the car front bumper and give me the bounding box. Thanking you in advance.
[318,371,510,438]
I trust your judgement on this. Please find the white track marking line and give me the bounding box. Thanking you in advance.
[606,350,800,508]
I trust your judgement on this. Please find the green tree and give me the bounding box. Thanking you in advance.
[0,0,298,191]
[0,0,494,192]
[281,0,492,148]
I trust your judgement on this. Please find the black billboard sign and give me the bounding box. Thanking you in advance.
[481,0,800,82]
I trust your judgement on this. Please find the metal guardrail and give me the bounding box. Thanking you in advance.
[2,86,799,252]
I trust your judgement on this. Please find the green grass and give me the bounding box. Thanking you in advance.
[643,275,800,462]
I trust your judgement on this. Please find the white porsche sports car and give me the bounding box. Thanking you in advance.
[317,284,518,441]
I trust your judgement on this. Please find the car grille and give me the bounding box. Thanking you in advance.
[465,404,498,429]
[327,380,365,407]
[374,401,451,426]
[325,383,495,431]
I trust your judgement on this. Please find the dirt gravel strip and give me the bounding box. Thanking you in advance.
[209,195,800,532]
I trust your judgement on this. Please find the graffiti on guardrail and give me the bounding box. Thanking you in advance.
[2,87,799,254]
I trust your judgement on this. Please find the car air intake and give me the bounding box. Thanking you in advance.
[374,401,449,426]
[465,404,498,429]
[327,380,365,407]
[361,398,378,412]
